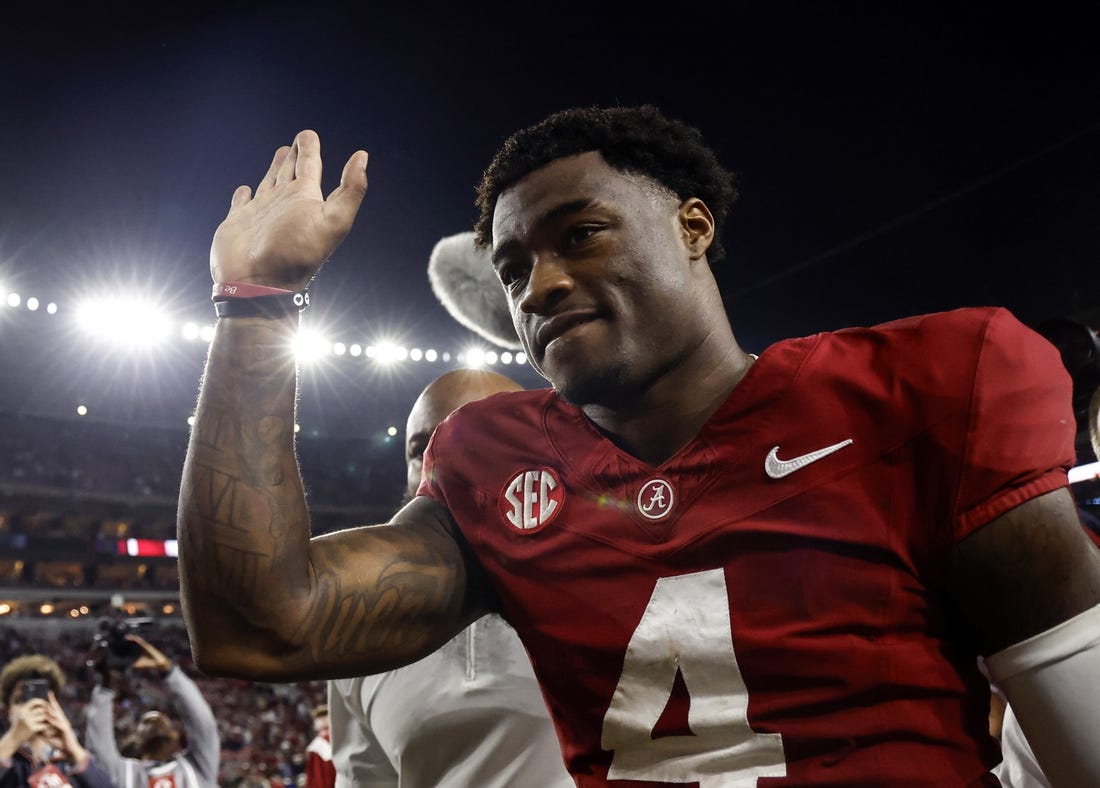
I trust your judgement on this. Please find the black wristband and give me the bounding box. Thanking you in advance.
[214,290,309,318]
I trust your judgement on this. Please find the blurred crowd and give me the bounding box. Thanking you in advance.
[0,623,325,786]
[0,411,404,512]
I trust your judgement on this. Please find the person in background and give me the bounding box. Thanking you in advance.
[327,369,572,787]
[85,634,218,788]
[304,704,334,788]
[0,654,114,787]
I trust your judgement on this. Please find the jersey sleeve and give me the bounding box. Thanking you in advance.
[952,308,1076,539]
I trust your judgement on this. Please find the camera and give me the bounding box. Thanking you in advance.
[93,616,155,670]
[19,678,50,702]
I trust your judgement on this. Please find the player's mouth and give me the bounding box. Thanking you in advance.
[535,310,600,355]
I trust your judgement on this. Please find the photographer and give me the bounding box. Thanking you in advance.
[0,654,114,787]
[85,629,219,788]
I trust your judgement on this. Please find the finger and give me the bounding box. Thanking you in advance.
[324,150,369,232]
[294,129,322,185]
[257,146,292,193]
[274,137,300,186]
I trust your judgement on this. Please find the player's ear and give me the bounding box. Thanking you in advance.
[678,198,715,262]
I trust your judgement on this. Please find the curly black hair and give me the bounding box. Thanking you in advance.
[475,105,738,262]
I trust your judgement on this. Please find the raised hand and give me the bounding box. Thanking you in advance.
[126,634,173,672]
[4,698,49,747]
[43,693,87,763]
[210,130,368,290]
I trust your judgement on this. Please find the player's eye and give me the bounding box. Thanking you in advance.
[497,261,528,289]
[565,224,602,247]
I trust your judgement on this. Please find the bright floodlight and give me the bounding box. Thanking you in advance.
[75,296,171,346]
[410,348,423,361]
[26,297,39,311]
[199,325,215,342]
[501,352,513,365]
[374,341,407,365]
[485,350,498,365]
[333,342,347,356]
[46,302,58,315]
[187,415,196,427]
[6,293,20,307]
[294,328,330,363]
[516,352,527,365]
[387,426,398,436]
[425,349,438,362]
[349,343,363,357]
[442,352,452,362]
[465,348,487,368]
[181,322,200,340]
[76,405,88,416]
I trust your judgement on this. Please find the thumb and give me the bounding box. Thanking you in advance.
[324,150,369,232]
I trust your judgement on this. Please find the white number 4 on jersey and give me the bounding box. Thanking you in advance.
[601,569,787,786]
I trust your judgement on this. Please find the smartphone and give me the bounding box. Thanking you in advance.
[20,678,50,702]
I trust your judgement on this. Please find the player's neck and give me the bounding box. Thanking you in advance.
[583,339,753,466]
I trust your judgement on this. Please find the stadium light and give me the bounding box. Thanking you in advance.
[26,297,39,311]
[516,352,527,365]
[75,296,171,346]
[501,352,513,365]
[199,325,215,342]
[410,348,423,361]
[76,405,88,416]
[387,426,398,436]
[464,348,486,368]
[294,328,330,363]
[425,349,438,362]
[7,292,20,307]
[485,350,498,365]
[373,341,408,365]
[349,343,363,357]
[46,302,58,315]
[181,322,200,340]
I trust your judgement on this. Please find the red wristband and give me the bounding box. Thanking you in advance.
[212,282,294,301]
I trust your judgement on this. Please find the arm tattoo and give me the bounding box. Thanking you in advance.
[180,318,467,668]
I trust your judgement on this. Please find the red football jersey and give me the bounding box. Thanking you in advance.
[420,307,1076,787]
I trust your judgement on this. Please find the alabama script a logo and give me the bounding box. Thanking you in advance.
[637,478,675,521]
[500,467,564,533]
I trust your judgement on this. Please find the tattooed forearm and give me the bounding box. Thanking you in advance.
[179,317,472,677]
[291,525,470,669]
[179,317,310,630]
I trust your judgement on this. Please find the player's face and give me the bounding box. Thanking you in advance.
[137,710,179,747]
[492,152,710,406]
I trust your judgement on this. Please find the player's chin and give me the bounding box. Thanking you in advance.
[551,362,627,407]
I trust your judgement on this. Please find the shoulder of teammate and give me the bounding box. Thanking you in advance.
[418,388,552,494]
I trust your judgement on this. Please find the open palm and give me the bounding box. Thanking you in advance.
[211,130,368,289]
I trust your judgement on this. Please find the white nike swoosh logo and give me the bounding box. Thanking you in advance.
[764,439,854,479]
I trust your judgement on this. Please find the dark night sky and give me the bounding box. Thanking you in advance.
[1,2,1097,434]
